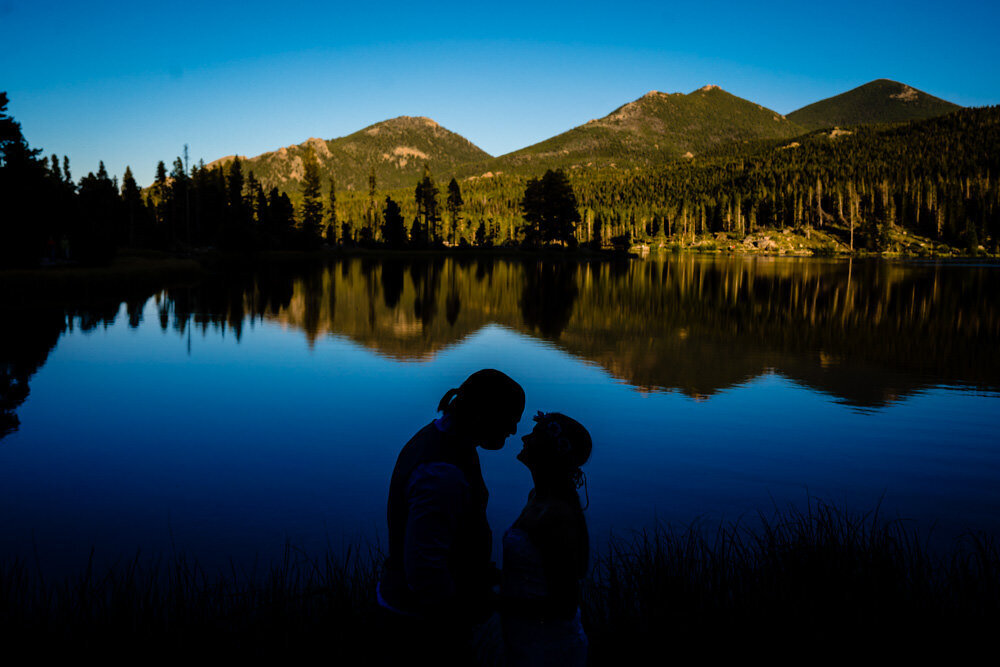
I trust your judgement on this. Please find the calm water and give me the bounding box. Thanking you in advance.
[2,255,999,575]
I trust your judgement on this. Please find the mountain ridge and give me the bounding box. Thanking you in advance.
[205,80,963,193]
[489,85,803,171]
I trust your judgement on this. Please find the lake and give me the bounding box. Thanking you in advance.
[2,254,999,576]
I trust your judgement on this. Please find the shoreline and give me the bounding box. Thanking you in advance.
[2,239,994,307]
[1,228,995,282]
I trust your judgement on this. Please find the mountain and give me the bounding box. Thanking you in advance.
[204,81,968,193]
[787,79,961,131]
[207,116,491,193]
[491,85,805,171]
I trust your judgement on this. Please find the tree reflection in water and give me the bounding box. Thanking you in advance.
[519,259,579,339]
[2,256,998,440]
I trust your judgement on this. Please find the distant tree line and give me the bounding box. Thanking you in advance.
[2,88,552,265]
[1,92,314,266]
[570,107,1000,253]
[331,107,1000,254]
[3,91,998,268]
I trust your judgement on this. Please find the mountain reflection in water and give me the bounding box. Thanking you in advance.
[3,255,998,440]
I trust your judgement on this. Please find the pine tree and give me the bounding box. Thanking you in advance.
[415,165,440,245]
[245,171,262,223]
[171,156,190,246]
[76,161,120,263]
[300,149,323,239]
[366,167,377,242]
[267,187,295,238]
[446,177,464,245]
[253,179,268,228]
[520,169,581,247]
[0,92,49,266]
[121,166,142,246]
[410,217,423,248]
[326,176,338,245]
[382,196,407,248]
[220,157,248,247]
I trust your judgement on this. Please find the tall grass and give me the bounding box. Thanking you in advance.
[0,542,383,655]
[2,501,997,657]
[584,500,1000,658]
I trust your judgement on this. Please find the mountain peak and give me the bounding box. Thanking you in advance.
[206,115,489,192]
[864,79,922,101]
[788,80,960,130]
[367,115,442,131]
[388,115,439,127]
[502,85,801,168]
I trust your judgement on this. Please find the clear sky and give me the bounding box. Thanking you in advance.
[2,0,997,185]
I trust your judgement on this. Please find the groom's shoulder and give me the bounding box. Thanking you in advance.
[407,461,470,506]
[394,422,446,465]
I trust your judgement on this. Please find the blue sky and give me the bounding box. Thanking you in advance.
[2,0,997,185]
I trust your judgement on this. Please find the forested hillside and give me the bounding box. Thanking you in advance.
[3,89,995,266]
[566,106,1000,252]
[200,79,964,195]
[326,106,1000,253]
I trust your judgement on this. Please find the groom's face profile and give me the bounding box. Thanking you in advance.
[478,413,521,451]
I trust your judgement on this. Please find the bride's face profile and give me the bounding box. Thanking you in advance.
[516,412,591,479]
[516,424,544,466]
[516,419,565,469]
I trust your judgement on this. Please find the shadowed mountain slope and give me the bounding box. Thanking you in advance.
[787,79,961,131]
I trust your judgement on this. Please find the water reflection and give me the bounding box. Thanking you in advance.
[520,260,579,339]
[0,306,63,437]
[262,256,999,407]
[1,283,159,438]
[2,256,998,440]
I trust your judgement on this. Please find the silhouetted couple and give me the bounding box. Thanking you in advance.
[378,369,591,666]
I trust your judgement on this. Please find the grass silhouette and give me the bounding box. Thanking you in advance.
[2,500,997,657]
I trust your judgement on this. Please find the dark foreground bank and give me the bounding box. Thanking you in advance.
[1,501,996,659]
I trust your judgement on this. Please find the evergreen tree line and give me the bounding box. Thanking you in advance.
[286,106,1000,254]
[2,89,312,265]
[311,107,1000,253]
[1,92,496,265]
[569,106,1000,253]
[3,92,998,268]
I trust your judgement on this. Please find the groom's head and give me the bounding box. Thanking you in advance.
[438,369,525,450]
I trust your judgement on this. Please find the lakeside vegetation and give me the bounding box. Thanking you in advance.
[2,501,997,655]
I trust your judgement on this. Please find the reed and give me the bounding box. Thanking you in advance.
[2,501,997,657]
[0,541,384,655]
[584,499,1000,658]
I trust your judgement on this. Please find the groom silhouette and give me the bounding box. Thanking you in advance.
[377,369,525,663]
